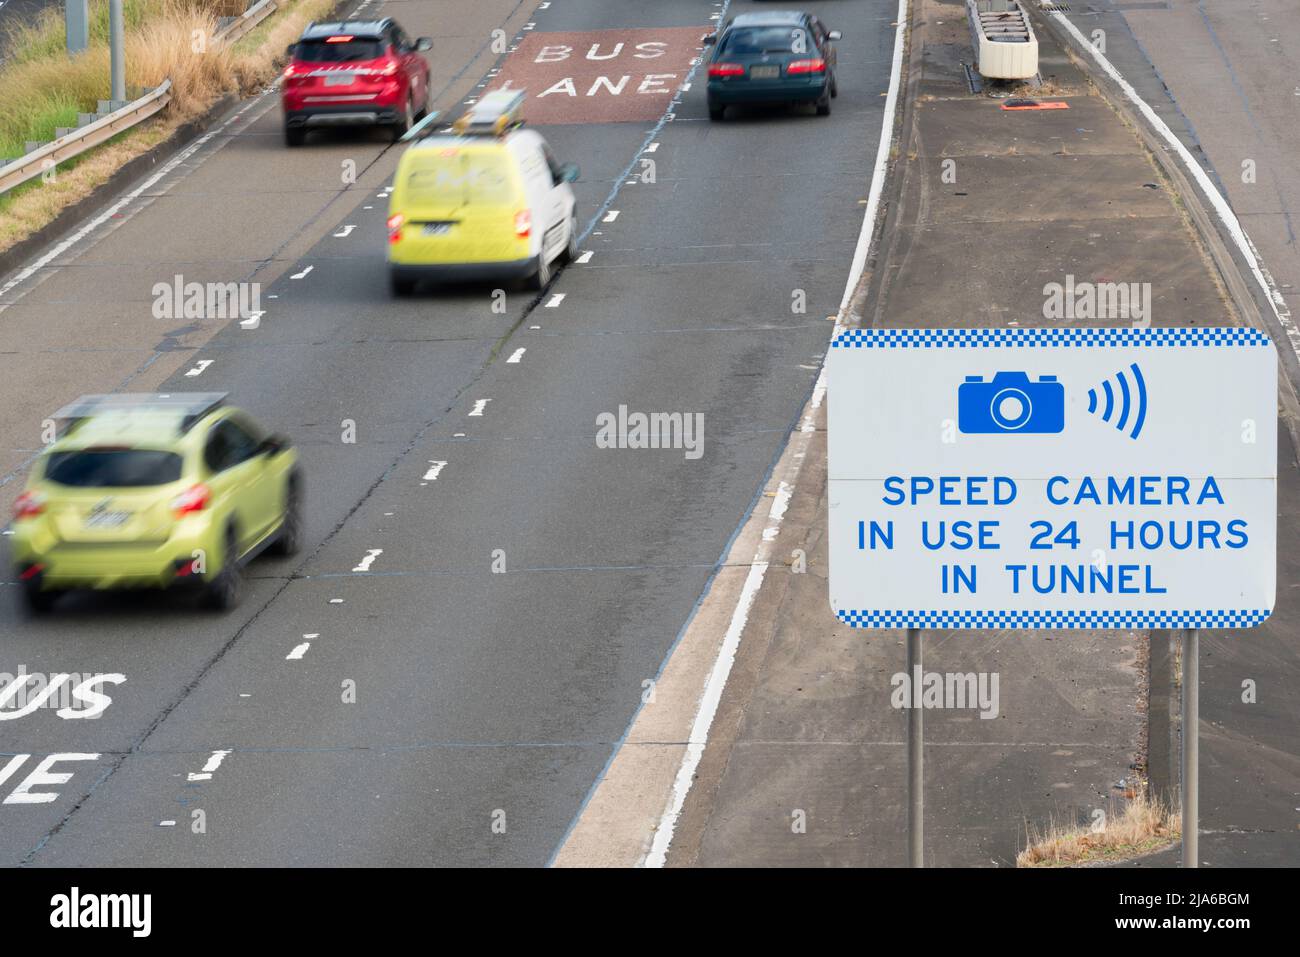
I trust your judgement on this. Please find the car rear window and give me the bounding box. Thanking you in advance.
[44,450,184,488]
[720,26,810,55]
[295,38,385,62]
[405,152,514,207]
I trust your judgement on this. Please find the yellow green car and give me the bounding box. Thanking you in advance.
[9,393,301,614]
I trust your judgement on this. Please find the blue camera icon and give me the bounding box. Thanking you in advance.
[958,371,1064,434]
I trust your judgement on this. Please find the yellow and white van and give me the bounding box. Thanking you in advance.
[386,91,580,295]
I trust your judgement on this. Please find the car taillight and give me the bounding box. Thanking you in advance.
[708,63,745,77]
[283,61,307,79]
[12,491,44,520]
[387,213,405,243]
[171,484,210,517]
[514,210,531,238]
[787,58,826,74]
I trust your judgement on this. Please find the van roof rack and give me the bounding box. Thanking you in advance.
[451,90,526,136]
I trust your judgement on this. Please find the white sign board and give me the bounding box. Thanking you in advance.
[827,328,1277,630]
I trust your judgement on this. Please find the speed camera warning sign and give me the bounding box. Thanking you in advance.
[827,327,1278,630]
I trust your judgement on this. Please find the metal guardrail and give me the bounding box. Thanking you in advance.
[213,0,278,45]
[0,80,172,195]
[0,0,281,196]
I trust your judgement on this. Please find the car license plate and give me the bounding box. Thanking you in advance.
[750,65,780,79]
[84,511,131,529]
[324,73,354,86]
[422,223,452,236]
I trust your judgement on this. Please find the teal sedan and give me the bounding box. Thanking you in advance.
[705,11,841,120]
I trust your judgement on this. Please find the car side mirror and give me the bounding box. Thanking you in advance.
[558,162,580,183]
[416,37,432,52]
[258,434,290,456]
[285,43,296,57]
[828,30,842,40]
[702,33,716,46]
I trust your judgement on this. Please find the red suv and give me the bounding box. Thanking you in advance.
[282,19,432,146]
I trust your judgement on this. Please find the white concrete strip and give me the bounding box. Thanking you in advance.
[642,0,910,869]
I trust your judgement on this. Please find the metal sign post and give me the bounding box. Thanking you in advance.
[827,327,1276,869]
[1182,628,1198,867]
[907,627,923,867]
[65,0,90,54]
[109,0,125,102]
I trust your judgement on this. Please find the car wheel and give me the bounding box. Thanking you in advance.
[415,85,430,120]
[528,250,552,291]
[392,96,413,141]
[390,272,415,297]
[203,526,243,612]
[284,126,306,147]
[816,94,831,117]
[831,76,839,98]
[269,474,303,557]
[708,102,725,121]
[559,217,579,263]
[20,576,56,615]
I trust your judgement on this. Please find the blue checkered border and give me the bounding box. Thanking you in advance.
[831,327,1270,349]
[834,608,1271,629]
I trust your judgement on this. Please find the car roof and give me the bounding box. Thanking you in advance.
[406,127,538,153]
[299,19,391,41]
[727,11,810,28]
[46,395,237,452]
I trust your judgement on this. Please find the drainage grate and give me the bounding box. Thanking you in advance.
[1038,1,1071,10]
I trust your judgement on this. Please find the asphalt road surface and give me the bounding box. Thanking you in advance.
[0,0,894,865]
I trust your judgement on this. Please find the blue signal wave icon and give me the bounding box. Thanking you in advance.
[1087,362,1148,440]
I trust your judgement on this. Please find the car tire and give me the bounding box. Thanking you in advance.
[269,473,303,557]
[391,96,413,141]
[831,76,839,98]
[284,126,306,147]
[816,94,831,117]
[203,526,243,612]
[415,84,430,120]
[708,102,725,121]
[528,250,552,292]
[559,217,579,264]
[390,272,415,297]
[20,577,56,616]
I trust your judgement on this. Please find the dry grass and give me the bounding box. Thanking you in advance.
[1017,787,1181,867]
[0,0,337,252]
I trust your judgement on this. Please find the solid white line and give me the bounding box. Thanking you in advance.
[642,0,910,869]
[0,90,277,303]
[1049,12,1297,365]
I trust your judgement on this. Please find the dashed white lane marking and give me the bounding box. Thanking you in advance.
[576,251,593,264]
[286,642,311,660]
[681,82,692,91]
[187,749,232,782]
[329,598,344,604]
[545,293,565,308]
[333,224,356,238]
[352,549,382,573]
[423,460,447,480]
[539,1,550,8]
[646,142,659,153]
[468,399,491,416]
[159,820,177,827]
[184,360,213,377]
[642,0,910,870]
[602,210,619,223]
[239,311,263,330]
[290,265,314,279]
